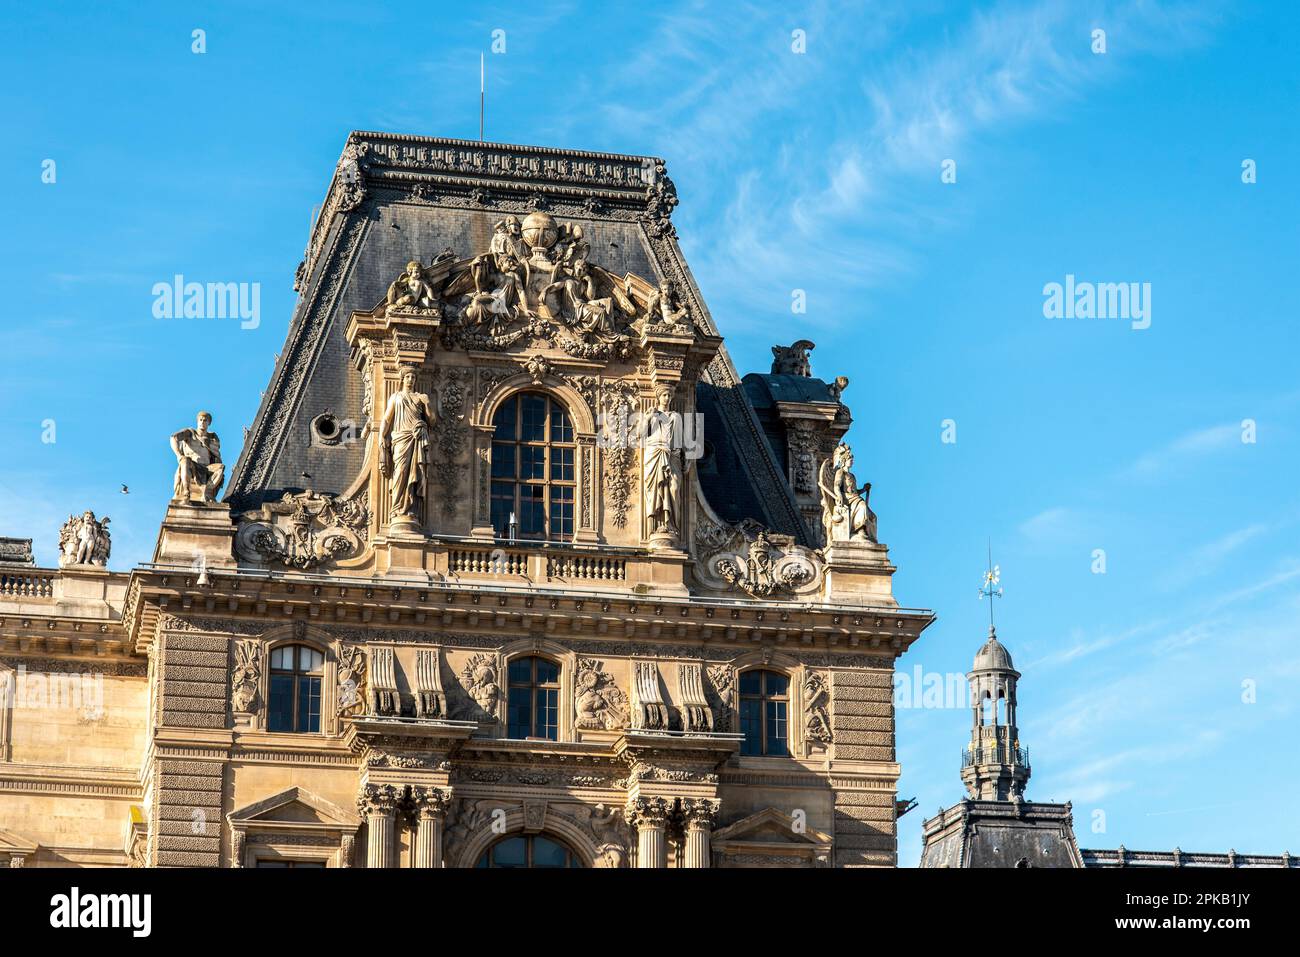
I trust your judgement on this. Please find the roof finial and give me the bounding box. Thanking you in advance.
[978,540,1002,633]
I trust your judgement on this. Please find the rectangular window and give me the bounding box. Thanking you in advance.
[534,687,559,740]
[298,675,322,732]
[740,698,762,755]
[507,685,532,739]
[268,674,295,732]
[766,700,788,756]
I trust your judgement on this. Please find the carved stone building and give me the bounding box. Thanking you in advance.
[0,133,934,868]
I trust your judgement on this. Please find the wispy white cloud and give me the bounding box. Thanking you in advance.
[1124,422,1242,479]
[1018,505,1080,545]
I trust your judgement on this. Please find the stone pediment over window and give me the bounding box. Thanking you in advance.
[227,786,360,868]
[711,807,833,868]
[0,826,38,867]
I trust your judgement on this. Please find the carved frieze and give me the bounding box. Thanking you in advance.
[803,670,832,749]
[431,366,472,519]
[705,664,734,733]
[599,382,637,529]
[693,517,821,599]
[231,640,262,715]
[574,658,627,731]
[336,643,366,718]
[457,653,501,721]
[235,489,369,569]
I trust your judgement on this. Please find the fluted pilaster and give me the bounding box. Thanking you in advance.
[411,786,448,868]
[625,797,672,868]
[681,798,720,868]
[357,783,401,869]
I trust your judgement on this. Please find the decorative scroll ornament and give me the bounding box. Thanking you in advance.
[631,661,669,731]
[57,510,111,567]
[231,640,263,714]
[574,658,628,731]
[803,671,832,747]
[695,518,821,599]
[236,489,369,569]
[677,663,714,733]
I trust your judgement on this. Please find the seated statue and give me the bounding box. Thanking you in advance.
[386,261,438,310]
[172,411,224,504]
[645,280,689,329]
[818,443,876,543]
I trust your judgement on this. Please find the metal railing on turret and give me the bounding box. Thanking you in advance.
[962,745,1030,769]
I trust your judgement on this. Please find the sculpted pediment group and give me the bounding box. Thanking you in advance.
[377,211,695,363]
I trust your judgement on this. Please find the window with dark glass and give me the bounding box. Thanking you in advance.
[506,656,560,740]
[490,393,576,541]
[739,669,789,756]
[267,644,324,733]
[475,834,580,868]
[255,859,327,868]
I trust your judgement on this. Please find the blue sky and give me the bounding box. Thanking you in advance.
[2,1,1297,863]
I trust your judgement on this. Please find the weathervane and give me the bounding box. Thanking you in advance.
[978,543,1002,630]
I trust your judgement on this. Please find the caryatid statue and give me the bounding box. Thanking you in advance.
[642,383,683,544]
[171,410,224,504]
[379,366,435,532]
[818,443,877,544]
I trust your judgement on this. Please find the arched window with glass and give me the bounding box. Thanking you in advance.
[267,644,324,733]
[738,669,790,756]
[476,833,582,868]
[490,392,576,541]
[506,656,561,741]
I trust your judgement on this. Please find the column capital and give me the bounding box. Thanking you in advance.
[357,782,401,818]
[411,785,449,820]
[624,796,672,829]
[680,797,721,830]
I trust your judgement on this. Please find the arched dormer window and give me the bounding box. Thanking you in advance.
[506,655,561,740]
[738,669,790,756]
[267,644,325,733]
[490,392,575,542]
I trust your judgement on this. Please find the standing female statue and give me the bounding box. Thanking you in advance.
[642,383,682,543]
[379,366,435,532]
[818,443,877,544]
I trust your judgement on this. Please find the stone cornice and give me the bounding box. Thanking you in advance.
[0,762,141,800]
[127,566,931,660]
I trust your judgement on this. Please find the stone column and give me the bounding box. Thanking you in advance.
[357,784,400,869]
[625,797,671,868]
[681,798,720,869]
[412,786,447,868]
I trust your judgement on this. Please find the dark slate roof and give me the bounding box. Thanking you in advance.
[224,132,808,540]
[920,799,1083,868]
[741,372,843,488]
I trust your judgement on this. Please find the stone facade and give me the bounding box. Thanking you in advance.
[0,133,935,868]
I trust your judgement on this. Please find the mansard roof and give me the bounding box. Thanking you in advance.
[225,131,808,541]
